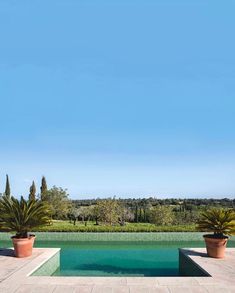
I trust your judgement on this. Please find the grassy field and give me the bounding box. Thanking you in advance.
[35,220,197,232]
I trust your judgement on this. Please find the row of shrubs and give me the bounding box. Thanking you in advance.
[35,224,196,233]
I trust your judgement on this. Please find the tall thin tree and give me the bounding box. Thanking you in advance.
[40,176,48,200]
[5,174,11,198]
[29,181,36,200]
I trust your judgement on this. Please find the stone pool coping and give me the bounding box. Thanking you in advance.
[0,248,235,292]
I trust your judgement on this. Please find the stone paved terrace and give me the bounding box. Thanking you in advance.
[0,248,235,293]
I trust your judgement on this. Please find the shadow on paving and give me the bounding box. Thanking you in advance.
[0,248,15,257]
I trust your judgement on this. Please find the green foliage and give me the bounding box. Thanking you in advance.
[96,198,121,225]
[90,204,100,225]
[133,202,151,223]
[68,206,80,225]
[35,220,196,232]
[44,186,71,219]
[72,198,235,226]
[173,210,199,225]
[73,197,235,210]
[0,196,51,238]
[40,176,48,200]
[119,206,135,225]
[149,205,174,226]
[1,175,234,231]
[77,206,92,225]
[5,174,10,198]
[29,181,36,200]
[197,208,235,237]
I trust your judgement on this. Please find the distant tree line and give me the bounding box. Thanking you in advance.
[69,197,235,226]
[1,175,234,227]
[73,197,235,209]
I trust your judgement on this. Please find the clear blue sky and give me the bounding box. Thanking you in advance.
[0,0,235,199]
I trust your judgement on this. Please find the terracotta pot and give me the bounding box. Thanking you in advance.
[11,235,35,258]
[203,235,228,258]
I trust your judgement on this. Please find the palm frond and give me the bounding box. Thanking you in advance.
[197,208,235,236]
[0,195,51,238]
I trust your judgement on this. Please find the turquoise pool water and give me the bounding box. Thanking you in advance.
[55,241,181,276]
[1,236,235,277]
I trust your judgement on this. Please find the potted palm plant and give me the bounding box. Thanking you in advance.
[0,195,51,258]
[197,208,235,258]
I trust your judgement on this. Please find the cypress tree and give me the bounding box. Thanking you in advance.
[135,205,138,222]
[29,181,36,200]
[40,176,48,200]
[5,174,11,198]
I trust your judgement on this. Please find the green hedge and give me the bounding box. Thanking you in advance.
[34,221,196,233]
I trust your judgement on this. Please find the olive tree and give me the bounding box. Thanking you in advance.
[68,206,80,225]
[119,206,134,226]
[44,186,71,219]
[96,198,120,225]
[149,205,174,226]
[78,206,92,226]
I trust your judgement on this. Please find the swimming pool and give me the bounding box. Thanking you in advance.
[1,233,235,277]
[51,241,203,276]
